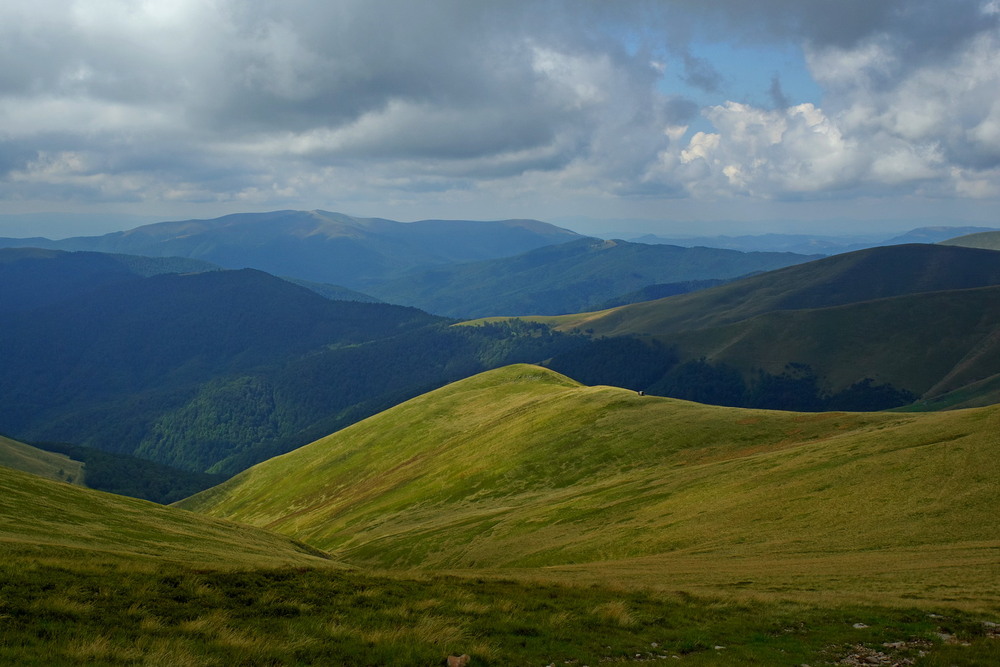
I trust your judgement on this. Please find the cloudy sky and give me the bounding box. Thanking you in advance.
[2,0,999,237]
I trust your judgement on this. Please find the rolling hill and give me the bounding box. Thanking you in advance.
[367,237,821,317]
[179,364,1000,607]
[941,230,1000,250]
[0,434,84,486]
[0,209,581,289]
[0,463,330,567]
[536,243,1000,337]
[462,244,1000,409]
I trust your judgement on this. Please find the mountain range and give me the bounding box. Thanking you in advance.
[3,213,1000,664]
[477,243,1000,411]
[367,237,820,317]
[0,209,582,289]
[630,224,1000,254]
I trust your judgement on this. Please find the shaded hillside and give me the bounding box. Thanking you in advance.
[660,285,1000,401]
[368,237,819,317]
[1,264,585,473]
[180,365,1000,604]
[940,230,1000,250]
[540,244,1000,338]
[27,440,227,504]
[0,210,580,288]
[0,434,84,485]
[0,247,217,314]
[0,268,442,470]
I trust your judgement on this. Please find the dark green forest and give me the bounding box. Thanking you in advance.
[27,441,226,504]
[545,338,917,412]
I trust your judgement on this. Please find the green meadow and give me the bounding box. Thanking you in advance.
[3,364,999,664]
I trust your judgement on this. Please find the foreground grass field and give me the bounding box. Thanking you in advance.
[2,551,998,665]
[4,363,999,664]
[180,365,1000,609]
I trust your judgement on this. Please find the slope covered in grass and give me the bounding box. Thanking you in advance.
[660,284,1000,399]
[0,435,84,485]
[941,230,1000,250]
[180,365,1000,606]
[0,464,330,568]
[538,243,1000,338]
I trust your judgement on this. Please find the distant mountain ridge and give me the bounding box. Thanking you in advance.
[0,247,218,313]
[491,243,1000,410]
[368,237,821,317]
[631,225,1000,255]
[0,210,582,288]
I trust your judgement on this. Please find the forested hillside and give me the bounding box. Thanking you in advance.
[0,260,586,474]
[367,237,820,317]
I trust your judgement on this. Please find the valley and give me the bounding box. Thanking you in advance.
[1,213,998,664]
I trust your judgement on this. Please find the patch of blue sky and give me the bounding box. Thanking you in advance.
[660,41,823,134]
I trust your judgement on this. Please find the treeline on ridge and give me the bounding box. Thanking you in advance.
[545,337,917,412]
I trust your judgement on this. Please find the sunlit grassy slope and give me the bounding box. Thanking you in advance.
[180,364,1000,607]
[0,463,331,568]
[0,434,84,485]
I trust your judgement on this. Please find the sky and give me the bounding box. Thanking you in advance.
[1,0,999,238]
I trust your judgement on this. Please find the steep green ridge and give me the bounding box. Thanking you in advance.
[941,230,1000,250]
[180,365,1000,604]
[0,435,84,485]
[0,210,581,288]
[466,244,1000,409]
[368,237,820,317]
[540,243,1000,338]
[0,464,330,567]
[660,285,1000,399]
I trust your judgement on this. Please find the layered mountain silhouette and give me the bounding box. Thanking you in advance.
[0,210,582,288]
[534,243,1000,410]
[367,237,821,317]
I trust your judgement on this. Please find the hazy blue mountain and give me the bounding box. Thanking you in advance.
[630,226,1000,255]
[0,247,218,314]
[368,237,821,317]
[0,210,581,289]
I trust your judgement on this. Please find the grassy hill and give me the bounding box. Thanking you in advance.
[0,464,329,568]
[6,461,996,665]
[658,284,1000,400]
[535,243,1000,338]
[464,244,1000,409]
[368,237,820,317]
[941,230,1000,250]
[0,434,84,485]
[180,365,1000,609]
